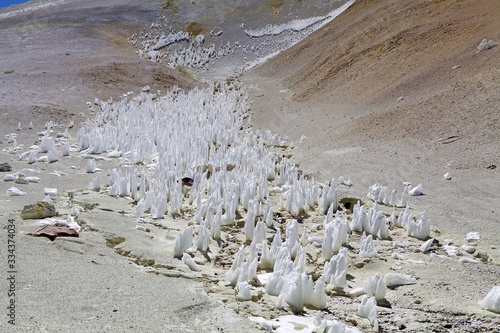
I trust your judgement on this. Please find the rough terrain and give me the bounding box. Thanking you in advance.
[1,0,499,332]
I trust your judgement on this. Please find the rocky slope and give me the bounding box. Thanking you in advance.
[246,0,500,249]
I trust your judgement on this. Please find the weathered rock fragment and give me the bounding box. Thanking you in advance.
[20,201,57,220]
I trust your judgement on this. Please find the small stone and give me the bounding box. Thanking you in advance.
[354,262,365,268]
[20,201,57,220]
[0,163,12,172]
[4,68,14,74]
[477,38,498,51]
[15,177,29,185]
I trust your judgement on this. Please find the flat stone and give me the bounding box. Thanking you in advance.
[34,226,79,241]
[20,201,57,220]
[3,67,14,74]
[15,177,29,185]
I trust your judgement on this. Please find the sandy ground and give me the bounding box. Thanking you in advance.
[1,0,500,332]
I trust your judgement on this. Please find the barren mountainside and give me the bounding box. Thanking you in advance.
[246,0,499,249]
[251,0,500,161]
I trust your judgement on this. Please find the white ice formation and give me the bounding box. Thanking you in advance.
[89,172,101,191]
[405,211,430,240]
[250,314,361,333]
[44,187,57,196]
[47,148,59,163]
[54,30,445,324]
[407,183,423,196]
[62,142,70,156]
[351,201,390,240]
[237,281,252,301]
[322,214,349,260]
[323,248,348,289]
[478,286,500,313]
[182,253,201,271]
[173,226,193,257]
[4,172,23,181]
[420,238,434,253]
[466,232,480,242]
[384,273,416,288]
[364,273,386,300]
[367,183,406,207]
[359,232,378,258]
[394,204,431,240]
[6,186,26,196]
[358,295,378,331]
[85,160,96,175]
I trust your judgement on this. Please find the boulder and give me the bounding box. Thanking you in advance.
[20,201,57,220]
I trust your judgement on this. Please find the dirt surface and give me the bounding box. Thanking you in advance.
[242,0,500,329]
[1,0,500,332]
[245,0,500,250]
[0,0,201,132]
[0,1,241,332]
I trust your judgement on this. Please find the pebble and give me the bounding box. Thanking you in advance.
[15,177,29,184]
[477,38,498,51]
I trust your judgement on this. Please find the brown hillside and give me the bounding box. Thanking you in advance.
[254,0,499,106]
[246,0,500,245]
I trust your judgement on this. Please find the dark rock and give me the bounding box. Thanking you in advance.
[181,177,194,186]
[20,201,57,220]
[0,163,12,172]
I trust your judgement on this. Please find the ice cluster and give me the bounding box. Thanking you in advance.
[351,201,390,240]
[131,23,232,69]
[3,78,441,330]
[128,0,356,74]
[0,70,448,331]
